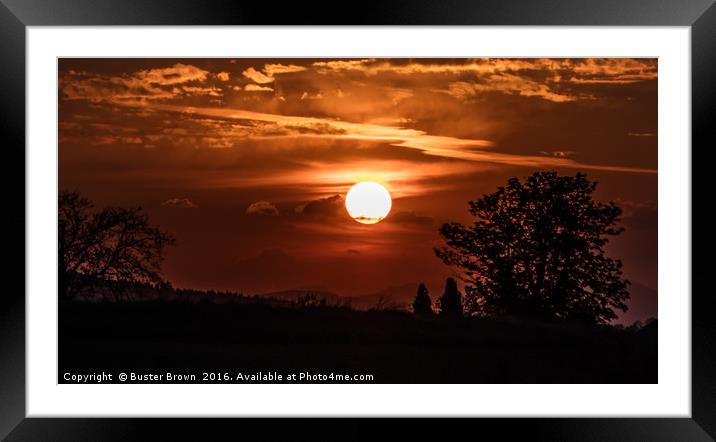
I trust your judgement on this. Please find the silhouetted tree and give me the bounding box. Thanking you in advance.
[59,191,175,301]
[435,171,629,324]
[412,283,433,315]
[438,277,463,317]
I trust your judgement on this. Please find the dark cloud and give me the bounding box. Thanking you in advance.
[540,151,575,158]
[295,195,344,218]
[246,201,279,216]
[60,63,218,103]
[161,197,198,209]
[389,211,434,226]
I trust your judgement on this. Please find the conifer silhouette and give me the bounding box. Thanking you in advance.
[438,278,463,317]
[412,283,433,315]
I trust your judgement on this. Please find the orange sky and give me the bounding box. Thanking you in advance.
[58,58,658,322]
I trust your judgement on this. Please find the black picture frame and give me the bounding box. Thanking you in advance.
[1,1,713,440]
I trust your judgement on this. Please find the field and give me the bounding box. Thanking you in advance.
[59,299,657,384]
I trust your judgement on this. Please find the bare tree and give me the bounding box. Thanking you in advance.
[59,191,175,301]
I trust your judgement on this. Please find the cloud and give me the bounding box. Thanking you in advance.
[246,201,279,216]
[568,58,657,83]
[61,58,657,108]
[311,58,656,81]
[389,211,433,225]
[540,151,575,158]
[300,91,324,100]
[312,58,656,102]
[61,63,215,103]
[263,64,307,77]
[147,102,492,152]
[245,84,275,92]
[243,64,307,84]
[312,59,376,73]
[179,86,222,96]
[162,197,198,208]
[313,59,538,75]
[94,136,143,145]
[136,63,210,85]
[447,75,581,103]
[242,67,273,84]
[295,195,344,218]
[314,59,544,76]
[144,103,655,174]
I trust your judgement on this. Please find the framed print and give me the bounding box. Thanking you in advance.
[2,0,714,440]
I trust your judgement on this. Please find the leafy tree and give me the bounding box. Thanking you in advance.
[412,283,433,315]
[59,191,175,301]
[438,277,463,317]
[435,172,629,324]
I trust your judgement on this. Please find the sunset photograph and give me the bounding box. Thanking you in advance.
[57,58,658,384]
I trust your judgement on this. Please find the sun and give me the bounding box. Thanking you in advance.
[345,181,392,224]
